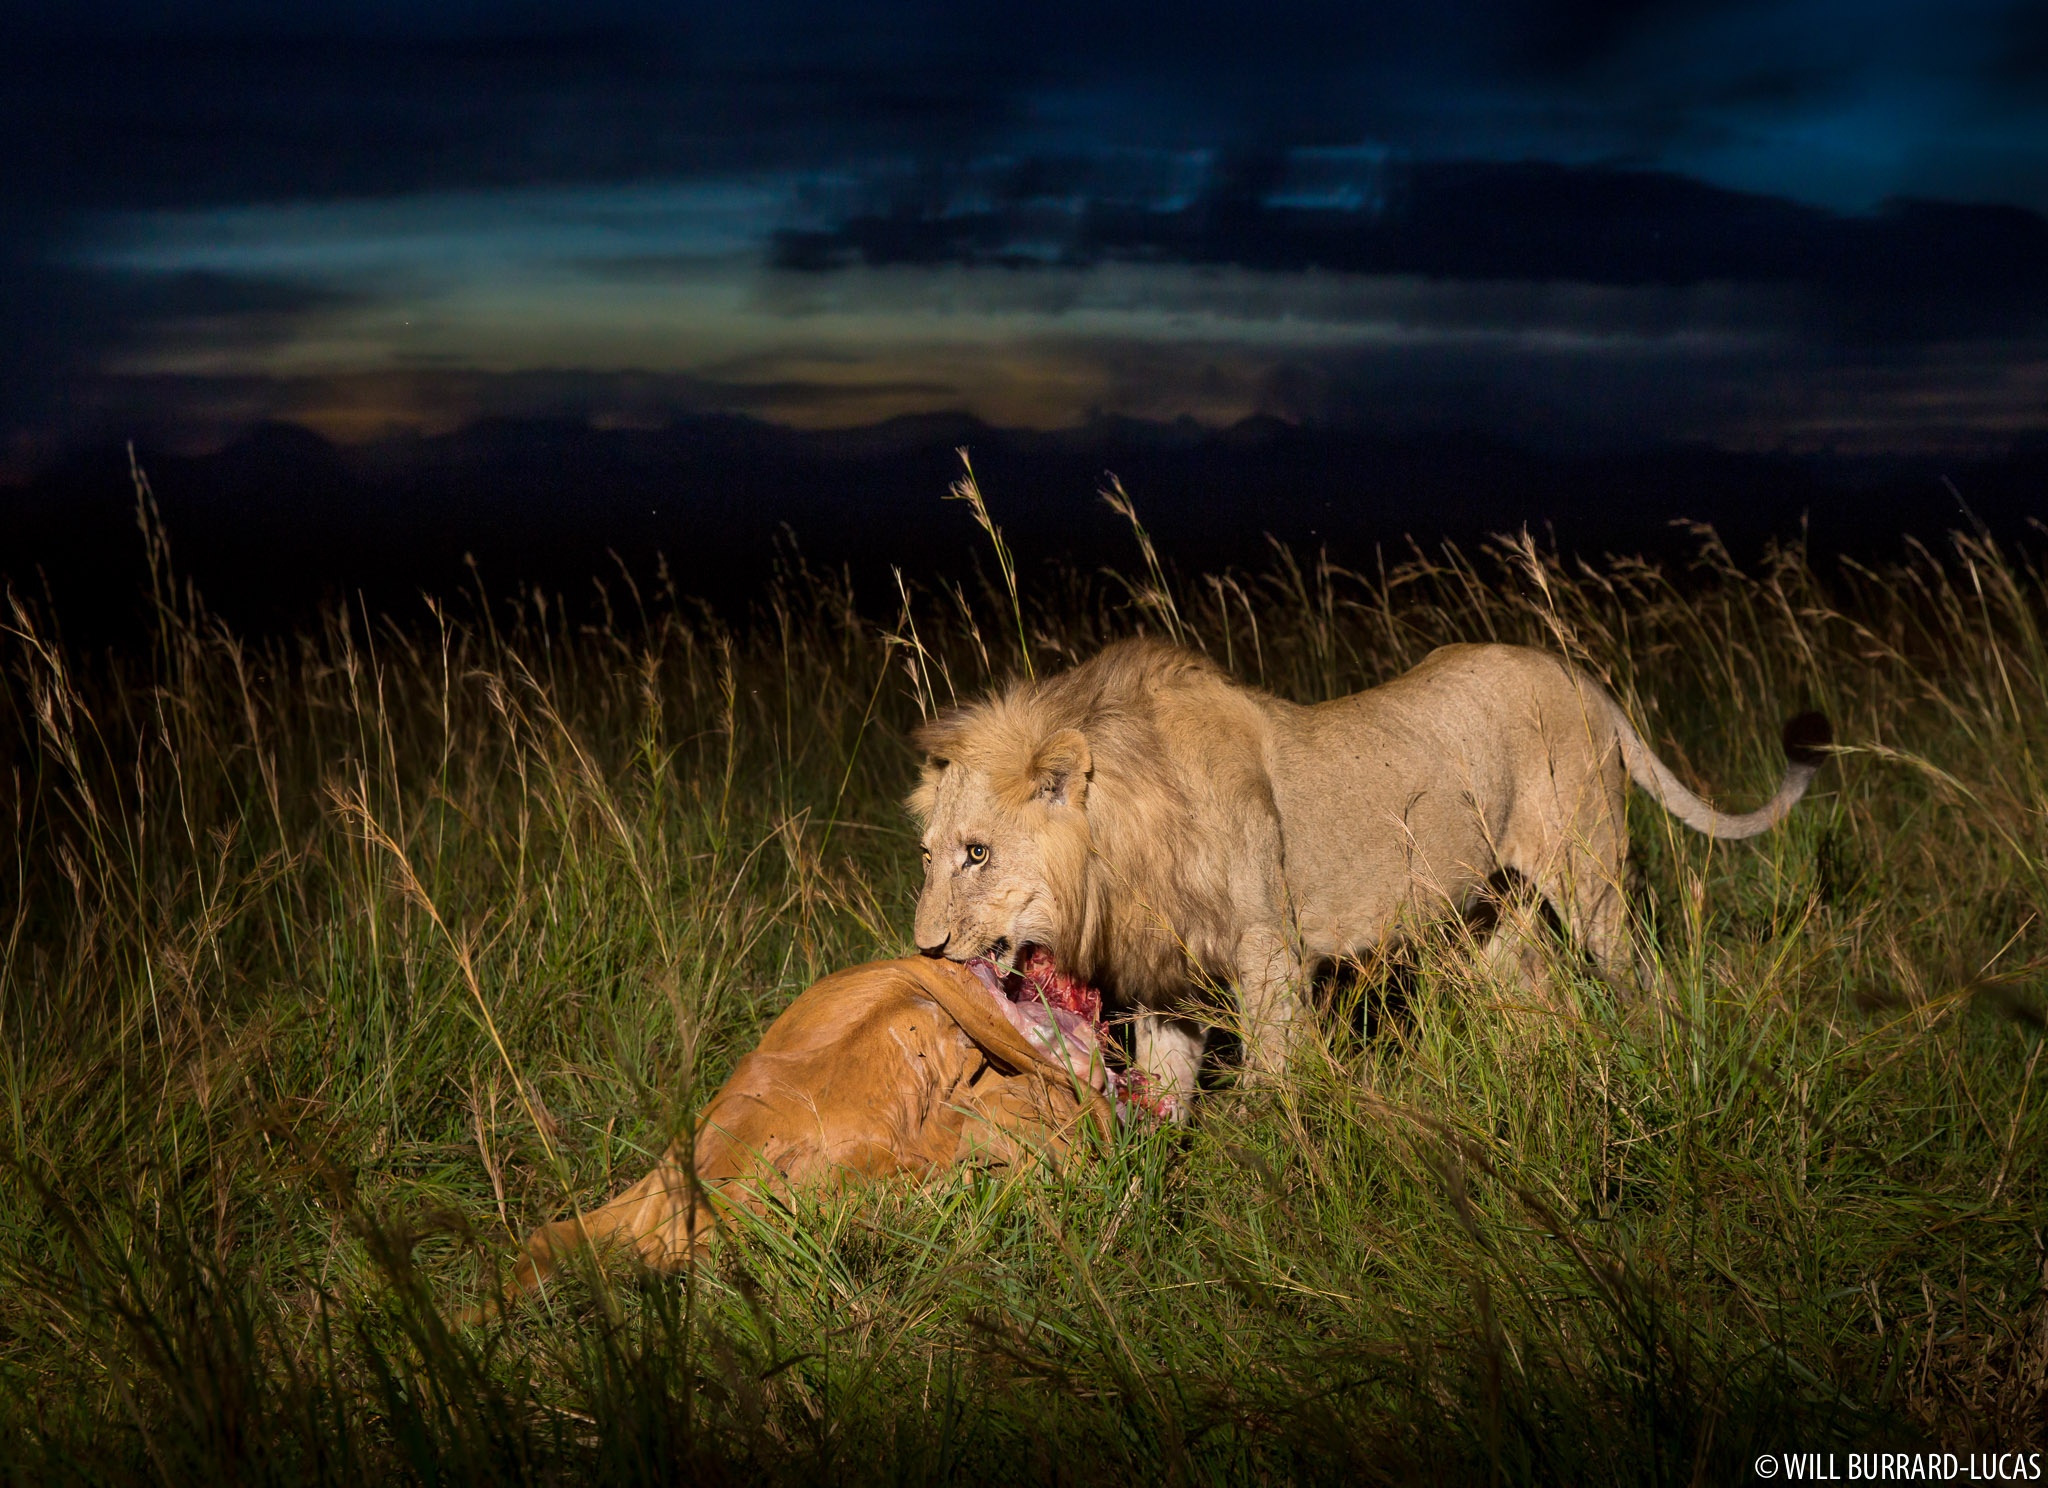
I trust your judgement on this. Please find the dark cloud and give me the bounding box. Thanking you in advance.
[0,14,1022,453]
[100,272,360,323]
[11,2,2043,211]
[4,0,2045,469]
[0,244,366,464]
[1,28,1030,214]
[0,227,105,470]
[1993,3,2048,89]
[773,157,2048,343]
[1480,0,1679,76]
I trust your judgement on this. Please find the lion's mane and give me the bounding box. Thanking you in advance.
[911,638,1248,1002]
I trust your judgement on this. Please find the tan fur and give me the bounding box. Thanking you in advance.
[481,957,1108,1314]
[909,638,1824,1112]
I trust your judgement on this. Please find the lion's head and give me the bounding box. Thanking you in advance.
[907,696,1093,968]
[903,640,1244,1002]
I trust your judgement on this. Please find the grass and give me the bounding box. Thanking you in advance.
[1,464,2045,1483]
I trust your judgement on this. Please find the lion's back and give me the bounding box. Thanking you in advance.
[1263,643,1619,951]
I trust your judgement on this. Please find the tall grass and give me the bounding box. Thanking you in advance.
[1,471,2044,1483]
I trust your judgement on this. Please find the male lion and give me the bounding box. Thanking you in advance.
[908,638,1829,1115]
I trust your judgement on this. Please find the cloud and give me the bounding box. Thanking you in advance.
[0,218,363,467]
[772,156,2048,344]
[8,3,2046,466]
[11,2,2046,214]
[1,22,1021,216]
[62,285,2047,459]
[17,155,2036,462]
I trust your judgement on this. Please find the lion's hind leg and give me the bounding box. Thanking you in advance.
[1464,872,1565,1012]
[1504,716,1651,1000]
[1515,823,1651,1003]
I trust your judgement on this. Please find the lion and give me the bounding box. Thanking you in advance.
[908,638,1830,1115]
[476,956,1114,1315]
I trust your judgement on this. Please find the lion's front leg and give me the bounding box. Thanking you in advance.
[1133,1012,1206,1123]
[1235,925,1304,1079]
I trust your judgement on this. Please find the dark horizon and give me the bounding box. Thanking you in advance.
[12,409,2045,649]
[5,1,2047,633]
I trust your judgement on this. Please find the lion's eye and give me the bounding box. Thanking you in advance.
[964,843,988,866]
[920,846,932,867]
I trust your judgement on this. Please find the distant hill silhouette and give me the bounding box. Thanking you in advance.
[5,412,2044,640]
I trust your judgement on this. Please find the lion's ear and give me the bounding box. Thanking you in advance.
[1032,728,1091,810]
[913,709,969,771]
[905,773,938,825]
[908,710,968,824]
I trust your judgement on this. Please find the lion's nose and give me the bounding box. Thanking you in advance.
[918,934,950,958]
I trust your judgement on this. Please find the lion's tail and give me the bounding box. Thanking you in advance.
[1602,694,1832,840]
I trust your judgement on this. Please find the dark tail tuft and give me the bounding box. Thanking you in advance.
[1781,711,1833,768]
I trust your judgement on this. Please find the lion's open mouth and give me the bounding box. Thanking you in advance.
[962,945,1168,1121]
[971,942,1097,1018]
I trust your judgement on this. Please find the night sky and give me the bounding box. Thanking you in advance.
[5,1,2048,581]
